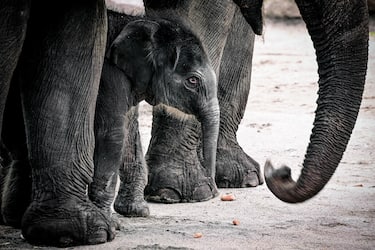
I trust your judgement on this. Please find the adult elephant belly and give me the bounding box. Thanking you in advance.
[142,0,264,203]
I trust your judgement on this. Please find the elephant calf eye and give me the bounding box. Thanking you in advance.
[184,76,201,91]
[187,76,199,86]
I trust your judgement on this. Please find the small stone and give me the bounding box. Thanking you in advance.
[193,232,203,238]
[232,219,240,226]
[221,194,236,201]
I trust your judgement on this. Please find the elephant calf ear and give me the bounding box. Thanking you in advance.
[233,0,263,35]
[107,20,160,88]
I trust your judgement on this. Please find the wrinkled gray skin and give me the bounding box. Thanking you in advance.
[0,0,369,247]
[0,2,219,247]
[115,0,369,206]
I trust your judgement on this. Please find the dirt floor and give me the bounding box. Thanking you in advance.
[1,18,374,250]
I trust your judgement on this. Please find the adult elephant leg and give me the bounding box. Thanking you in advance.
[0,0,29,135]
[144,1,235,203]
[0,0,29,223]
[0,142,11,225]
[215,7,263,188]
[19,1,114,247]
[1,74,31,228]
[114,106,149,216]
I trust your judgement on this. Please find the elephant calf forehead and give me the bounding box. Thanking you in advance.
[177,44,206,69]
[154,18,201,47]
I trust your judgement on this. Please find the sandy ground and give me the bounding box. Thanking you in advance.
[1,18,374,250]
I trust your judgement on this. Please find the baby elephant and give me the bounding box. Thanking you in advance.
[88,11,220,221]
[89,11,220,218]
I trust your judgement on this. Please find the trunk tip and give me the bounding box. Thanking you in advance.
[264,159,275,178]
[264,160,292,180]
[264,160,298,203]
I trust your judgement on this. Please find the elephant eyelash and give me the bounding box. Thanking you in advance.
[172,46,181,71]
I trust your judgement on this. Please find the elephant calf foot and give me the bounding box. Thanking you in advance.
[216,143,264,188]
[21,197,115,247]
[114,194,150,217]
[145,161,219,203]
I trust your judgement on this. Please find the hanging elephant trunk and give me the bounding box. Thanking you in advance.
[199,98,220,182]
[264,0,369,203]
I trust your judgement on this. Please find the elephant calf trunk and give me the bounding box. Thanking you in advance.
[199,98,220,181]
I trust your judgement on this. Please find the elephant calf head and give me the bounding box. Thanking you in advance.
[107,14,220,181]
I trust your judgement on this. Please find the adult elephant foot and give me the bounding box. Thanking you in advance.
[21,197,115,247]
[215,139,263,188]
[144,106,219,203]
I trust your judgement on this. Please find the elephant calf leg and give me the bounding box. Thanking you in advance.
[114,106,149,217]
[114,162,149,217]
[89,115,123,216]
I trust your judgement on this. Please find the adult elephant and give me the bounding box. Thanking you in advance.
[0,1,219,247]
[116,0,369,204]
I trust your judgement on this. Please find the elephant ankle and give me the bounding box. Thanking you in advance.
[31,167,90,202]
[88,181,116,213]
